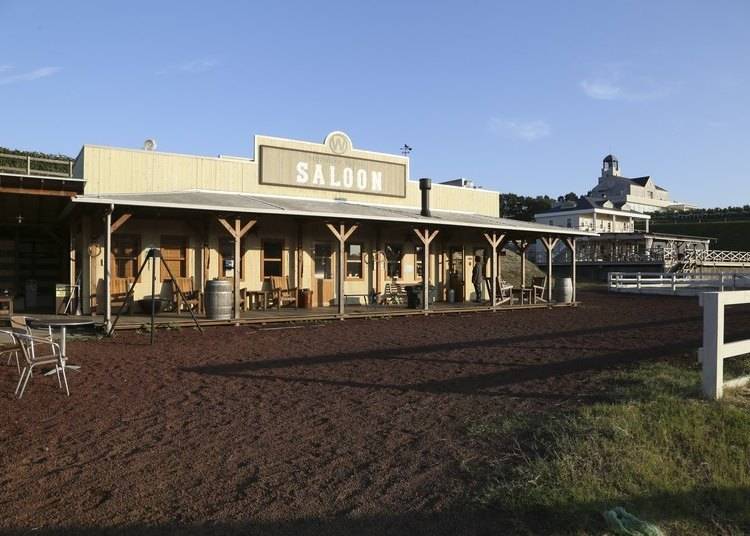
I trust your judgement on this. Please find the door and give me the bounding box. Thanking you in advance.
[448,246,464,301]
[313,243,333,306]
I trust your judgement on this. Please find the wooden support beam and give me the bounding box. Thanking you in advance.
[0,186,75,197]
[511,239,531,288]
[484,232,506,309]
[217,217,256,320]
[540,236,559,303]
[110,212,132,234]
[414,228,439,311]
[564,237,577,303]
[326,223,358,317]
[104,208,112,331]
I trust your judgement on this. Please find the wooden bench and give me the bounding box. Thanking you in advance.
[383,282,407,305]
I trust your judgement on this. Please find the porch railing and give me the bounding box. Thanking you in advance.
[0,152,74,177]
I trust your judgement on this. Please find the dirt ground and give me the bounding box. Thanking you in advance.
[1,290,747,535]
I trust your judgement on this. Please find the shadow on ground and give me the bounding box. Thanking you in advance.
[3,486,749,535]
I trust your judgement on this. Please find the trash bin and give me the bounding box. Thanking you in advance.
[406,285,436,308]
[205,279,233,320]
[405,285,418,308]
[299,288,313,309]
[553,277,573,303]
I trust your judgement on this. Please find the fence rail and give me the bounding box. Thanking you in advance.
[0,152,73,177]
[608,272,750,294]
[699,291,750,399]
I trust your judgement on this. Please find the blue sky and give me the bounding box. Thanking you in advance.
[1,1,748,207]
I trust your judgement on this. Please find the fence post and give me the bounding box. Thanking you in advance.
[672,273,676,292]
[699,292,724,400]
[637,273,641,291]
[26,156,31,175]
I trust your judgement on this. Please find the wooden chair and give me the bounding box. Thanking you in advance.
[171,277,202,314]
[111,278,135,314]
[270,276,298,309]
[485,277,513,306]
[532,276,547,303]
[383,282,406,305]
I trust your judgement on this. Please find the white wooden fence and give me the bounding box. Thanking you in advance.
[608,272,750,295]
[699,291,750,399]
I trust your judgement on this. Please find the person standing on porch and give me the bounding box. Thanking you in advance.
[472,256,484,303]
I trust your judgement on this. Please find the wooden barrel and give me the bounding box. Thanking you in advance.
[205,279,233,320]
[553,277,573,303]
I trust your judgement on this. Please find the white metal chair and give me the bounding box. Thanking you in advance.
[15,333,68,398]
[0,329,21,374]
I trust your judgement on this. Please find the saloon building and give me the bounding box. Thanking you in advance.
[0,132,593,327]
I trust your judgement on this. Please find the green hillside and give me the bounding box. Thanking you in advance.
[651,221,750,251]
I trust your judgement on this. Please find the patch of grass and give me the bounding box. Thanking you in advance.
[466,362,750,535]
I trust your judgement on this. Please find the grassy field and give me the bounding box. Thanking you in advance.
[465,358,750,535]
[652,221,750,251]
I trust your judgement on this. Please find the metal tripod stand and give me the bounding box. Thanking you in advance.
[108,248,203,343]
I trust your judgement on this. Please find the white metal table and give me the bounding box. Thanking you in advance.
[29,318,95,374]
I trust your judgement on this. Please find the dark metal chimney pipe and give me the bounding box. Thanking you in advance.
[419,178,432,217]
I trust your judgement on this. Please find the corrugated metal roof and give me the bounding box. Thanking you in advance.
[73,190,597,237]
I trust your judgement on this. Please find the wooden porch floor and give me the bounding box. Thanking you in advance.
[23,300,577,331]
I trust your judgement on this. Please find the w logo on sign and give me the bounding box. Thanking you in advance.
[326,132,352,155]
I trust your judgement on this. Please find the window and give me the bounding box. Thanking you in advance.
[219,238,245,279]
[346,243,363,279]
[160,236,187,280]
[385,243,403,279]
[314,243,332,279]
[415,245,424,278]
[111,235,140,279]
[262,240,283,278]
[566,218,572,228]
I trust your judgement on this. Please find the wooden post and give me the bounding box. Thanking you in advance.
[483,232,506,310]
[414,228,440,312]
[104,207,112,331]
[326,223,358,317]
[564,237,577,303]
[512,239,530,288]
[540,236,559,303]
[296,220,303,289]
[218,217,256,320]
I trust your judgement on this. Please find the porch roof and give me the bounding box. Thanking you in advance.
[72,189,597,238]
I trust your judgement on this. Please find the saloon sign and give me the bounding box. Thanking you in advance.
[259,132,407,197]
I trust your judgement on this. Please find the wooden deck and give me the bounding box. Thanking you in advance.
[12,301,578,331]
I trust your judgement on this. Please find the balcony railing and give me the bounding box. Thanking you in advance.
[0,152,74,178]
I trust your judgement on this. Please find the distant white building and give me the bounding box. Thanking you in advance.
[535,196,651,233]
[586,154,695,213]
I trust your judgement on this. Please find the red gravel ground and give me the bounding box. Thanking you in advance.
[1,290,748,535]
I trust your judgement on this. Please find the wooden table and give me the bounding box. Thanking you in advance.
[246,290,274,311]
[515,287,534,305]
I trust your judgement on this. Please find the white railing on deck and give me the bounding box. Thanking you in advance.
[699,291,750,399]
[608,272,750,293]
[690,249,750,265]
[0,152,73,177]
